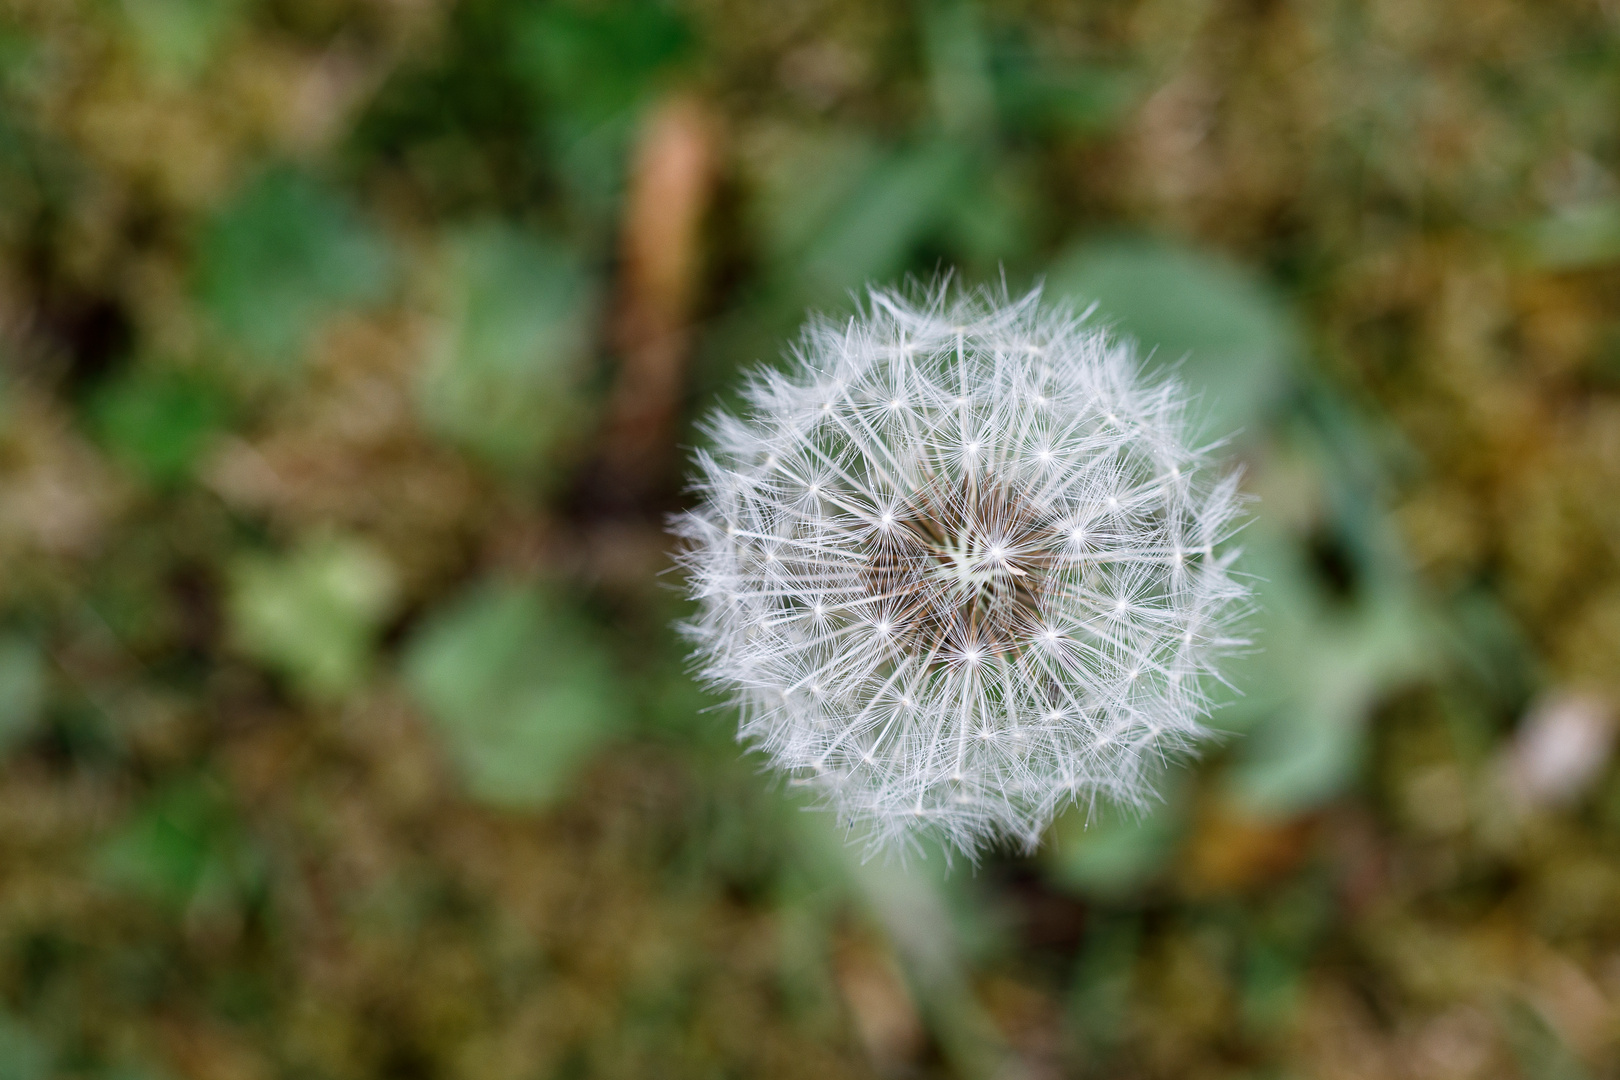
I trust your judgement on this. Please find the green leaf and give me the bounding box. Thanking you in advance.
[228,536,398,700]
[748,135,968,300]
[86,367,228,484]
[1220,556,1430,813]
[1213,474,1433,814]
[507,0,692,217]
[96,777,258,914]
[417,223,595,470]
[511,0,692,124]
[196,168,393,368]
[940,161,1037,266]
[0,1013,49,1080]
[799,142,970,298]
[0,635,44,759]
[403,581,622,808]
[116,0,244,81]
[991,42,1135,138]
[922,0,995,137]
[1047,237,1297,435]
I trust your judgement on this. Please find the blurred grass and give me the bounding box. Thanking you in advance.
[0,0,1616,1078]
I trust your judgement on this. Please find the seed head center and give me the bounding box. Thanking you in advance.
[865,481,1057,664]
[931,532,1027,591]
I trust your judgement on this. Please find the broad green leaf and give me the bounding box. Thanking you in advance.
[800,142,970,298]
[403,581,621,808]
[228,536,397,699]
[509,0,692,218]
[1047,237,1297,435]
[196,168,393,367]
[987,27,1136,138]
[117,0,243,81]
[96,777,258,914]
[0,1013,49,1080]
[1212,448,1433,814]
[940,161,1037,266]
[994,64,1135,136]
[86,366,228,484]
[1220,542,1430,813]
[0,635,44,759]
[922,0,995,137]
[511,0,691,124]
[417,224,594,470]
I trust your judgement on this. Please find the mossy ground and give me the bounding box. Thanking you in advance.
[0,1,1617,1077]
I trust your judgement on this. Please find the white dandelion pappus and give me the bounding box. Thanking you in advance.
[671,283,1250,858]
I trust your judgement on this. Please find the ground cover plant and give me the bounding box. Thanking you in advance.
[0,0,1618,1077]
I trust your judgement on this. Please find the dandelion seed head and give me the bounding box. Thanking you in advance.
[671,282,1250,858]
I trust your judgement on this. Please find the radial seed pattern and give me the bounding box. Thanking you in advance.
[673,285,1250,856]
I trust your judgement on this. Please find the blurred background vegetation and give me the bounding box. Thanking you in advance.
[0,0,1618,1077]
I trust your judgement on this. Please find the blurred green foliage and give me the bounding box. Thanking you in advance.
[403,580,623,806]
[87,368,228,484]
[0,1011,51,1080]
[513,0,691,122]
[196,168,393,367]
[96,777,262,916]
[1047,237,1294,435]
[1048,777,1189,897]
[0,0,1614,1077]
[0,635,44,759]
[116,0,243,82]
[417,224,594,469]
[228,536,398,699]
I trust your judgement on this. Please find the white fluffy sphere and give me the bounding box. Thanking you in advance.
[673,284,1249,857]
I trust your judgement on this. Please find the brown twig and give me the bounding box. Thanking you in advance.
[598,94,719,502]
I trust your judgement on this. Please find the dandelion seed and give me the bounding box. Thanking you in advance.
[671,281,1250,858]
